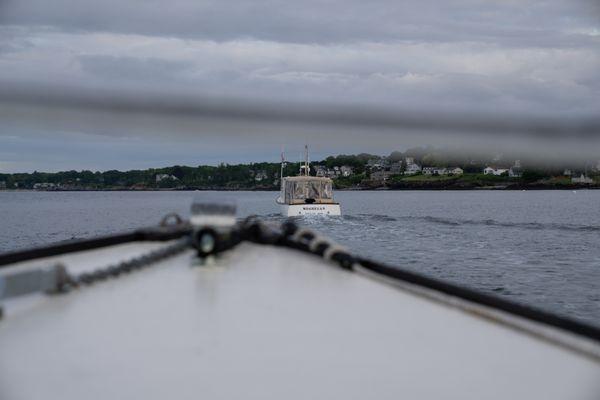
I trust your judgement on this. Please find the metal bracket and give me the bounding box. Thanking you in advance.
[0,264,67,301]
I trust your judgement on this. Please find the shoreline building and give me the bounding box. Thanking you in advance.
[404,158,422,175]
[483,166,509,176]
[571,174,594,184]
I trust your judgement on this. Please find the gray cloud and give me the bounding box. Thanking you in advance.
[1,0,599,46]
[0,0,599,171]
[79,55,194,83]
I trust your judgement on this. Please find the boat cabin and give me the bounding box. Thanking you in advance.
[281,176,336,205]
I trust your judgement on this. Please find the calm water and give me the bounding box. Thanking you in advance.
[1,190,599,326]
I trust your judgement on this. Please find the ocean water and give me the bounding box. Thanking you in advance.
[1,190,599,326]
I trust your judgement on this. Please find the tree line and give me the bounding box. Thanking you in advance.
[0,147,597,190]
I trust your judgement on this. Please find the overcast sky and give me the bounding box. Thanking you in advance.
[0,0,599,172]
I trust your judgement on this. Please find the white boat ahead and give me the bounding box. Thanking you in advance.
[277,176,341,216]
[276,145,341,216]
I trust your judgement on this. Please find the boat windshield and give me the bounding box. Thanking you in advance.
[285,179,333,203]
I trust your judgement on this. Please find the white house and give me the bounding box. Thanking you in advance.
[315,165,351,178]
[33,182,57,190]
[404,163,422,175]
[156,174,178,183]
[423,167,450,175]
[340,165,354,177]
[509,167,523,178]
[571,174,593,184]
[483,167,508,176]
[422,167,463,176]
[254,170,268,182]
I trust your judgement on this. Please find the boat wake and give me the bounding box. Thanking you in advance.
[246,213,599,234]
[402,216,600,233]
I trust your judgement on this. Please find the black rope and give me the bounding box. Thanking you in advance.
[356,258,600,343]
[66,237,190,289]
[0,224,192,268]
[1,217,599,344]
[237,219,600,344]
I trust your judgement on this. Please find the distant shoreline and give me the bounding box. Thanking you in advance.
[2,152,599,192]
[3,185,599,193]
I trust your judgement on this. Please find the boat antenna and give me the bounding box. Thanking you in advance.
[304,144,310,176]
[280,146,286,189]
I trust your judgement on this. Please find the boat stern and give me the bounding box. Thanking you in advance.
[282,203,341,216]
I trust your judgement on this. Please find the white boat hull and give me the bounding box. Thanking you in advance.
[1,241,599,399]
[281,203,341,216]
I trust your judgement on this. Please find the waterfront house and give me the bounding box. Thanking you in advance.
[508,160,522,178]
[449,167,463,175]
[483,166,508,176]
[404,163,422,175]
[156,174,179,183]
[366,158,380,168]
[254,170,268,182]
[340,165,353,177]
[509,167,523,178]
[571,174,593,184]
[33,182,57,190]
[367,157,389,169]
[315,165,348,179]
[371,170,394,182]
[423,167,450,176]
[390,161,402,174]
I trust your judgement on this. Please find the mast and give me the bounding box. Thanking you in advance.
[304,145,310,176]
[280,147,286,191]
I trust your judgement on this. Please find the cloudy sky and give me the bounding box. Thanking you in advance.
[0,0,599,172]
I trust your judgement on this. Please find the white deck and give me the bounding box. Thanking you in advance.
[0,241,599,399]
